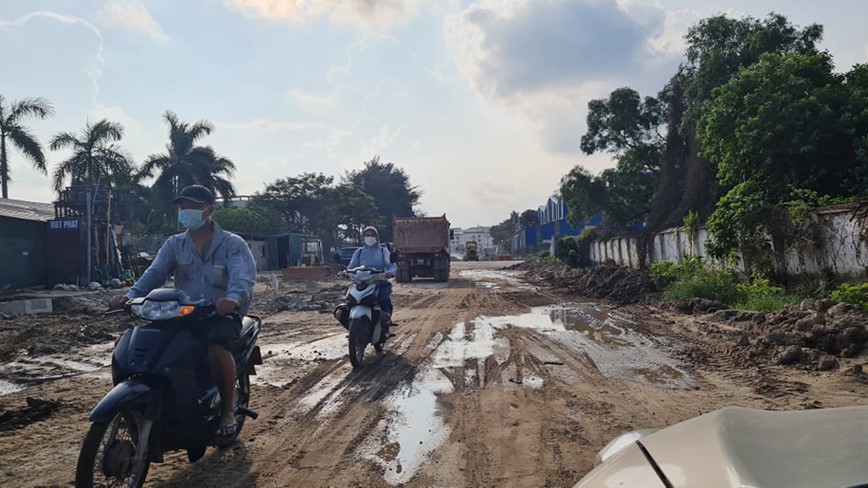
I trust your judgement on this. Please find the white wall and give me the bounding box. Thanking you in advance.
[589,206,868,278]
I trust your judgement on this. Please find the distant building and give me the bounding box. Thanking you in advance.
[512,197,603,255]
[450,226,495,255]
[0,199,54,289]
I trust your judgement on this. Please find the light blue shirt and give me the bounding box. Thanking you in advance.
[349,245,397,275]
[127,221,256,315]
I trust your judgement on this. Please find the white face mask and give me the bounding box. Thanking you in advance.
[364,236,377,247]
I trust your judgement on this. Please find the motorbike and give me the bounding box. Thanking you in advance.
[74,288,263,488]
[334,266,391,368]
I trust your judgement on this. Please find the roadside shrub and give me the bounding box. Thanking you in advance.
[555,236,581,267]
[662,267,744,304]
[657,258,796,311]
[830,283,868,310]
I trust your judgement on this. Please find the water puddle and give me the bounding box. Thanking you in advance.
[0,341,113,395]
[433,322,496,368]
[259,333,346,362]
[458,270,537,290]
[368,368,453,485]
[470,304,692,389]
[0,379,25,395]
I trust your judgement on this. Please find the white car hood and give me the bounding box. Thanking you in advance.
[641,405,868,488]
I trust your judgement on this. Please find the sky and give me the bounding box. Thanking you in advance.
[1,0,866,228]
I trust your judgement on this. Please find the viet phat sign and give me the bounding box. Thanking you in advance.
[50,219,80,231]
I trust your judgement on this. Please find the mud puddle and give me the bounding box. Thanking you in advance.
[365,368,453,485]
[253,333,347,388]
[0,341,113,395]
[458,269,537,290]
[466,304,693,389]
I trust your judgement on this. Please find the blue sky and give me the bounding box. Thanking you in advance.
[2,0,866,228]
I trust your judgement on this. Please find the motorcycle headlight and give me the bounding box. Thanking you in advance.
[131,300,191,321]
[596,429,657,465]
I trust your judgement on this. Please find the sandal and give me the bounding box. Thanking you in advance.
[215,421,238,438]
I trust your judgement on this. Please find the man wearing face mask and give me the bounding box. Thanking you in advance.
[109,185,256,440]
[348,226,396,331]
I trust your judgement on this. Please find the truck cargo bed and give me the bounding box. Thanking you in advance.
[393,216,450,253]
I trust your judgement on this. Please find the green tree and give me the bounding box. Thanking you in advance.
[139,111,236,202]
[559,165,654,228]
[698,52,853,198]
[845,64,868,181]
[0,95,53,199]
[213,206,289,235]
[582,87,663,174]
[647,13,824,230]
[255,173,333,233]
[325,185,379,244]
[519,208,539,228]
[50,119,135,192]
[489,218,514,250]
[346,156,421,242]
[682,13,823,129]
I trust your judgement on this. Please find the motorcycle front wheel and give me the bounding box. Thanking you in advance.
[348,317,370,368]
[75,410,150,488]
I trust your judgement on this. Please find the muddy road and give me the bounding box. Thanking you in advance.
[2,261,867,487]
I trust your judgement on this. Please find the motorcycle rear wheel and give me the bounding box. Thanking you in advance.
[348,317,369,368]
[75,410,150,488]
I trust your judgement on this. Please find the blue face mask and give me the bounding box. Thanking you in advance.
[178,208,207,230]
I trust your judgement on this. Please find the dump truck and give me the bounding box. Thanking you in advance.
[464,240,479,261]
[393,216,451,283]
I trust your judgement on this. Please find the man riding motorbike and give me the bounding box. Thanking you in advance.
[109,185,256,440]
[347,226,396,334]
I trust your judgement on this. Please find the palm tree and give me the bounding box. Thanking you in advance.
[0,95,53,199]
[50,119,135,192]
[139,111,236,202]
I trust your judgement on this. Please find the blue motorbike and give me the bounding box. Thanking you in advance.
[75,289,263,488]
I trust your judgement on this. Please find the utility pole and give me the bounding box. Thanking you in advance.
[86,188,92,285]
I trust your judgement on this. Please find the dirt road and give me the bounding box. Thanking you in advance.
[2,261,866,487]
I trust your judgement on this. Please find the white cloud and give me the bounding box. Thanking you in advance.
[444,0,677,156]
[226,0,446,30]
[0,11,105,103]
[217,119,328,132]
[359,124,403,159]
[647,8,699,58]
[96,0,169,43]
[289,89,339,112]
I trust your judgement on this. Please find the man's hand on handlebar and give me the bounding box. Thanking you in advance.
[109,294,128,310]
[216,298,239,316]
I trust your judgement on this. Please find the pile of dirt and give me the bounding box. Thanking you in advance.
[251,282,347,316]
[0,397,63,432]
[0,313,127,362]
[702,300,868,370]
[518,262,662,305]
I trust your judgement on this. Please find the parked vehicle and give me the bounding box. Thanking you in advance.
[333,266,391,368]
[574,405,868,488]
[75,289,263,488]
[392,216,451,283]
[334,246,360,267]
[465,240,479,261]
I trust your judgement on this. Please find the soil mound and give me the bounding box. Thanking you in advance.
[708,300,868,370]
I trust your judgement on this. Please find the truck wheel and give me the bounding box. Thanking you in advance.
[397,269,411,283]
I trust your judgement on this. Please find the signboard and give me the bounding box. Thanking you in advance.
[50,219,80,231]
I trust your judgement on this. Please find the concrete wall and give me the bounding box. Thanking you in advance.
[589,206,868,278]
